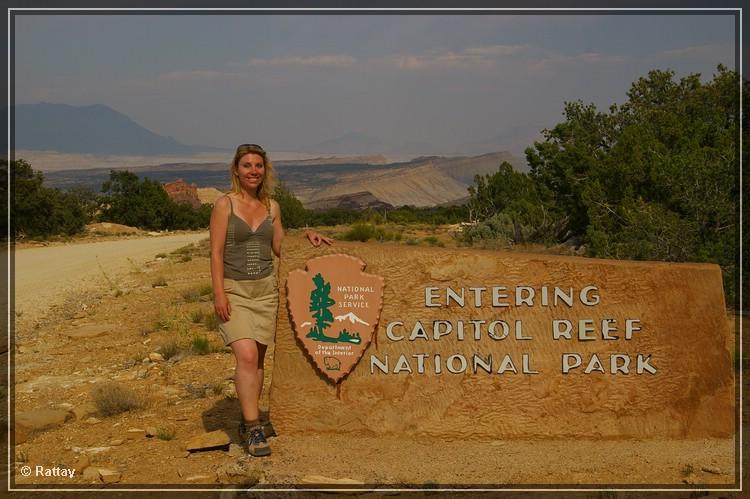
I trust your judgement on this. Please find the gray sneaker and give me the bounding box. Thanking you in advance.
[240,420,276,439]
[239,423,271,457]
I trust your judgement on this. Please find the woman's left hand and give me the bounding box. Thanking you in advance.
[305,230,333,247]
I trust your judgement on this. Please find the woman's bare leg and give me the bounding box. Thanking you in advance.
[256,342,268,410]
[230,339,261,422]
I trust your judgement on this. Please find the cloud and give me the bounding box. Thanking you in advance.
[382,44,530,70]
[527,51,629,75]
[464,44,530,57]
[152,54,357,86]
[157,70,227,82]
[651,44,733,65]
[248,54,356,67]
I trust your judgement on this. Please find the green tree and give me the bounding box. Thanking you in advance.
[525,65,738,304]
[273,181,310,229]
[12,159,88,238]
[100,170,211,231]
[100,170,175,230]
[308,273,335,340]
[466,161,562,244]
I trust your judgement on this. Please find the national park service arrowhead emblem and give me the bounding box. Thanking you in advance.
[287,254,384,383]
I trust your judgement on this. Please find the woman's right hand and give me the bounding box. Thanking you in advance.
[214,292,231,322]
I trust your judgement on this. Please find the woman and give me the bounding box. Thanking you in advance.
[210,143,331,457]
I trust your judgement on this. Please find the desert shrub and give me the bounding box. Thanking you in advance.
[376,228,402,242]
[461,213,516,245]
[422,236,443,247]
[341,223,404,243]
[91,382,142,416]
[171,244,193,256]
[341,223,379,242]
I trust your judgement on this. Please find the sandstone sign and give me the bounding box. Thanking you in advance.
[287,254,384,383]
[271,243,734,440]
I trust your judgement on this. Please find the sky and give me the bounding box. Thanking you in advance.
[13,11,737,156]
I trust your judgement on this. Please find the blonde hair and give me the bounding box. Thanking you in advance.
[229,143,275,209]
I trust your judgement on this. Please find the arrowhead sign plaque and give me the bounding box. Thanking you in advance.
[287,254,384,383]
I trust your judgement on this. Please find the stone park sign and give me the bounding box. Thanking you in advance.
[287,254,384,383]
[271,242,734,440]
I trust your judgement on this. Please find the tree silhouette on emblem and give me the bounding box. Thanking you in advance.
[308,273,335,340]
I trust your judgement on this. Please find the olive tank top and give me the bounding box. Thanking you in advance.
[223,195,274,280]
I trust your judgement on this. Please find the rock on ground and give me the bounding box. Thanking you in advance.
[185,430,231,452]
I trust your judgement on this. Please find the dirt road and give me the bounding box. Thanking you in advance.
[13,232,208,325]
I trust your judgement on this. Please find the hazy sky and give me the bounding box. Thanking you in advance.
[13,12,736,155]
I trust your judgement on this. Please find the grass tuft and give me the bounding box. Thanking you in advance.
[190,309,207,324]
[159,339,180,360]
[203,313,220,332]
[181,288,202,303]
[156,426,176,441]
[191,335,211,355]
[422,236,444,247]
[680,463,694,477]
[198,282,214,297]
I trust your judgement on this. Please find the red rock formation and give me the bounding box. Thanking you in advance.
[162,179,201,209]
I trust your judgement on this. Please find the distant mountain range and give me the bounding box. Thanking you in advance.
[14,103,225,155]
[20,101,531,209]
[14,102,541,158]
[44,151,525,209]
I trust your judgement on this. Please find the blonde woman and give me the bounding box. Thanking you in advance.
[210,143,331,456]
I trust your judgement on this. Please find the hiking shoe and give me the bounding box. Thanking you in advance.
[240,423,271,457]
[261,419,277,438]
[240,419,276,439]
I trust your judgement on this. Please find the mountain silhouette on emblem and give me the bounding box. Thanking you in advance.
[334,312,370,326]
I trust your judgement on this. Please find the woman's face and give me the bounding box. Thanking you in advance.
[235,152,265,192]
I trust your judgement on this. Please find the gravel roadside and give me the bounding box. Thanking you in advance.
[12,231,208,327]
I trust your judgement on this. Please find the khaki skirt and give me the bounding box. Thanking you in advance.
[218,274,278,346]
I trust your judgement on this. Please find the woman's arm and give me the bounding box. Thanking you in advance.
[270,199,285,258]
[304,230,333,247]
[209,196,231,321]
